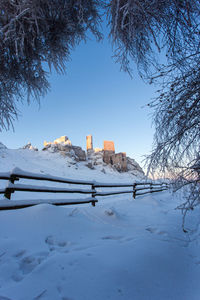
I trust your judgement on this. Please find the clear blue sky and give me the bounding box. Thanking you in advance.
[0,34,156,166]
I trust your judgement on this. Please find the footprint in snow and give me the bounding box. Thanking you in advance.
[0,252,6,258]
[101,235,123,240]
[146,227,168,235]
[45,235,69,252]
[19,252,48,274]
[57,284,74,300]
[14,250,26,258]
[33,289,47,300]
[12,251,49,282]
[58,289,74,300]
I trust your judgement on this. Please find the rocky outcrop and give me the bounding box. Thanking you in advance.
[22,142,38,151]
[43,142,86,161]
[44,136,72,147]
[87,150,104,166]
[71,146,86,161]
[126,157,145,176]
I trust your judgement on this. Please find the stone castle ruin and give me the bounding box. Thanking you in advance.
[42,135,144,175]
[87,135,127,172]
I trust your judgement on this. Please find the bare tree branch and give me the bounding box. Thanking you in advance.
[107,0,200,228]
[0,0,103,130]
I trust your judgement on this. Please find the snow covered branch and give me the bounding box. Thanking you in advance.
[0,0,103,130]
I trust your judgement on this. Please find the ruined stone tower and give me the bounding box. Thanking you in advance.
[103,140,115,164]
[103,140,127,172]
[86,135,93,151]
[85,135,127,172]
[103,141,115,152]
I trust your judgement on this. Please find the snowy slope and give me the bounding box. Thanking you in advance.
[0,146,143,183]
[0,146,200,300]
[0,146,144,201]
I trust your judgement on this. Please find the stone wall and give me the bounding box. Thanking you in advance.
[103,151,113,165]
[102,140,127,172]
[110,152,127,172]
[103,152,127,172]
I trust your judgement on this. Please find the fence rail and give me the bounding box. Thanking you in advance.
[0,168,169,210]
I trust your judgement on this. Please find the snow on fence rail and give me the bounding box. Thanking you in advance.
[0,168,169,210]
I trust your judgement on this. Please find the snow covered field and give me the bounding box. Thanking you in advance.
[0,146,200,300]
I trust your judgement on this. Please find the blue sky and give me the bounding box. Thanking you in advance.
[0,34,156,165]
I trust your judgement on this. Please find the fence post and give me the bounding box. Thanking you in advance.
[4,175,18,200]
[91,184,96,206]
[4,188,12,200]
[163,183,168,190]
[150,183,153,193]
[133,183,136,199]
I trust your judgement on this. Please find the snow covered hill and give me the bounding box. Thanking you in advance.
[0,143,144,183]
[0,143,200,300]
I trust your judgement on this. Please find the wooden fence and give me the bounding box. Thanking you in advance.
[0,168,169,210]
